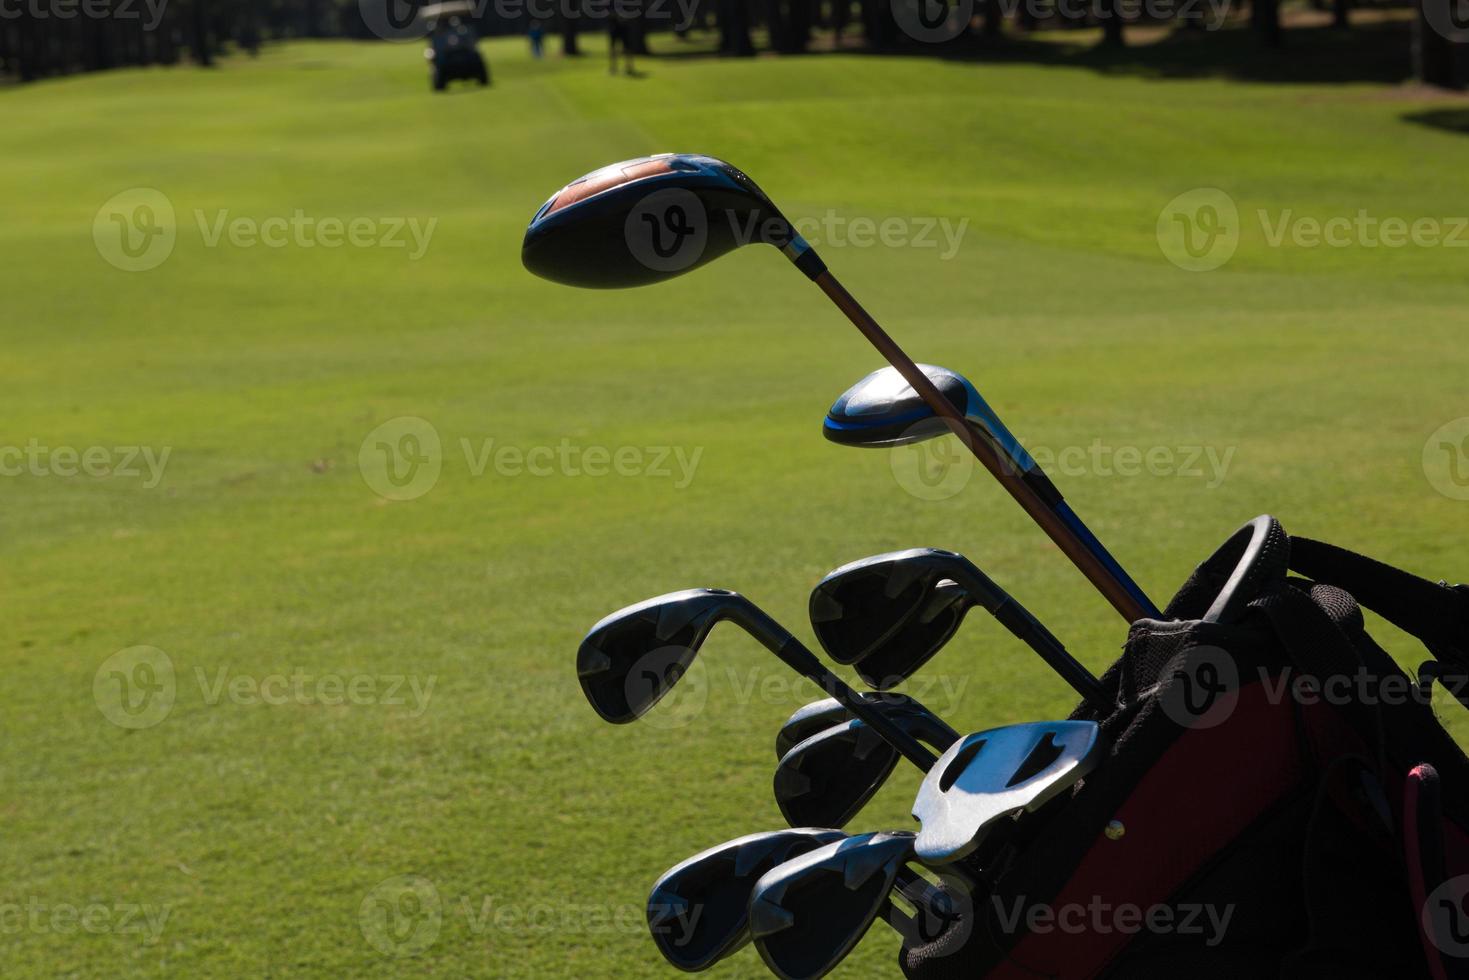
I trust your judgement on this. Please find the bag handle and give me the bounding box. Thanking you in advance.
[1290,537,1469,673]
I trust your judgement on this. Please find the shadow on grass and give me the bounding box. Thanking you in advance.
[652,18,1414,86]
[1403,107,1469,135]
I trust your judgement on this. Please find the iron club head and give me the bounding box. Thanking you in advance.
[775,709,959,829]
[646,828,846,971]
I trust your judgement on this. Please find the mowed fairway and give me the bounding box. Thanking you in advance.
[3,30,1469,977]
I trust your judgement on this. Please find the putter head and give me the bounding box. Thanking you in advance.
[810,549,981,689]
[577,588,752,723]
[647,828,845,971]
[749,831,918,980]
[775,707,959,828]
[912,721,1105,865]
[774,692,934,759]
[523,153,798,288]
[822,364,978,447]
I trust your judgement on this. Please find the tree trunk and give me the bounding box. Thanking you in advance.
[1102,0,1125,45]
[984,0,1004,36]
[1252,0,1280,47]
[1414,0,1467,88]
[562,1,581,55]
[718,0,755,54]
[1332,0,1349,29]
[191,0,213,66]
[862,0,899,48]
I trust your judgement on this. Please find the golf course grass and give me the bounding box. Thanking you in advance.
[4,23,1469,977]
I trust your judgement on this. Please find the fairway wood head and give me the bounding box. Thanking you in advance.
[523,153,799,288]
[811,549,986,689]
[775,708,960,828]
[774,692,935,759]
[823,364,977,447]
[912,721,1104,865]
[749,831,918,980]
[647,828,846,971]
[577,587,754,723]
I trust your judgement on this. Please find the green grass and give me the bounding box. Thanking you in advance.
[4,26,1469,977]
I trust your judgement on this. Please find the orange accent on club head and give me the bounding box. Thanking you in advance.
[542,157,678,217]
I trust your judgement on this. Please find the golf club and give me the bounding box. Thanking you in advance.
[645,828,846,971]
[774,693,938,759]
[775,712,960,828]
[523,153,1159,623]
[824,363,1161,623]
[810,547,1103,700]
[576,588,939,769]
[748,831,961,980]
[912,721,1105,865]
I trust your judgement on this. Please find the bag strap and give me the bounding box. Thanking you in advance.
[1290,537,1469,672]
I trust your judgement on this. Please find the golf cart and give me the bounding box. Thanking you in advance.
[422,1,489,92]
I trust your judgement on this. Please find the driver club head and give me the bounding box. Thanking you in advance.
[912,721,1105,865]
[775,711,960,829]
[748,831,922,980]
[577,587,758,724]
[522,153,799,289]
[810,549,983,689]
[646,828,846,971]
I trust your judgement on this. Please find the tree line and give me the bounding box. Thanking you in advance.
[2,0,1465,87]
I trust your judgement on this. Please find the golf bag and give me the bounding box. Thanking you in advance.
[901,516,1469,979]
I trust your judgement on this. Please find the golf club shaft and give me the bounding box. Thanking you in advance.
[948,568,1104,702]
[735,605,940,769]
[811,270,1159,624]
